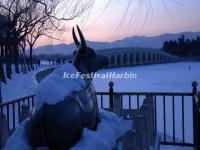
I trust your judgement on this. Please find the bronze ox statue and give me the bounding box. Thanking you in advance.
[28,26,109,150]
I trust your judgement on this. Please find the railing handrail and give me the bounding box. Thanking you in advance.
[0,91,194,107]
[0,94,36,107]
[96,91,193,96]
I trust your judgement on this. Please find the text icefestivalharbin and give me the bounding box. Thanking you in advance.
[63,72,137,79]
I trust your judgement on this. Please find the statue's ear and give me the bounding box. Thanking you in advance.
[72,25,87,53]
[73,50,80,66]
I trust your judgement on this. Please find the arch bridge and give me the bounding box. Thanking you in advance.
[96,47,178,68]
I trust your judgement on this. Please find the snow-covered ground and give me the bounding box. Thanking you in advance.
[1,70,37,102]
[1,63,57,102]
[2,61,200,150]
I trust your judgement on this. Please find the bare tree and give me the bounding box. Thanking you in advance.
[0,60,6,83]
[25,20,60,69]
[0,0,94,74]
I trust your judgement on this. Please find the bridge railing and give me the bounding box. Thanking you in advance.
[0,81,199,149]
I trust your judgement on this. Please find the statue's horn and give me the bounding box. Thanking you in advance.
[76,25,86,48]
[72,27,80,47]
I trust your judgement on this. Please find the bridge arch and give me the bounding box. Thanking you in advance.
[148,53,151,63]
[142,53,146,64]
[111,55,115,65]
[129,53,133,64]
[156,54,159,63]
[136,53,140,64]
[152,54,156,63]
[117,54,121,66]
[123,54,128,65]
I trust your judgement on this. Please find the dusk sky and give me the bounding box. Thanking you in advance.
[36,0,200,47]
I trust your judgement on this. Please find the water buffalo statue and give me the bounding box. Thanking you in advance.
[28,26,109,150]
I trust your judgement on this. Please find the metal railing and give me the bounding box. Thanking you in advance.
[0,95,35,132]
[96,81,199,149]
[96,89,194,147]
[0,81,199,150]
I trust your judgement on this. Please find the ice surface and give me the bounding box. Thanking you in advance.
[93,62,200,92]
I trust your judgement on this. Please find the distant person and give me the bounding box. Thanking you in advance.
[189,65,190,70]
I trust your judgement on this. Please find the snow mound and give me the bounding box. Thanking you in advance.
[35,64,86,110]
[72,109,132,150]
[4,119,32,150]
[1,70,37,102]
[4,110,132,150]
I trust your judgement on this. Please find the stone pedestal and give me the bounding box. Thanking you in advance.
[133,115,149,150]
[122,129,139,150]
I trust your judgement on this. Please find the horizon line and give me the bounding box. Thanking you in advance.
[34,30,200,48]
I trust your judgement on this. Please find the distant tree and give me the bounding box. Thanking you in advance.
[185,39,191,50]
[163,41,169,50]
[162,34,200,57]
[173,40,178,50]
[196,36,200,50]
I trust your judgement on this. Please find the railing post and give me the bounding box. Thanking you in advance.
[0,81,2,104]
[197,92,200,150]
[192,81,198,150]
[19,103,30,124]
[109,81,114,109]
[192,81,197,94]
[0,113,8,149]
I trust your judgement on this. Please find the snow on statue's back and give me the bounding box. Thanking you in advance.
[35,64,86,110]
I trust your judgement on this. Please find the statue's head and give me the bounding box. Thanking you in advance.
[72,25,108,74]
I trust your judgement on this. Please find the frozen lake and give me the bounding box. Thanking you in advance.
[93,61,200,145]
[93,62,200,92]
